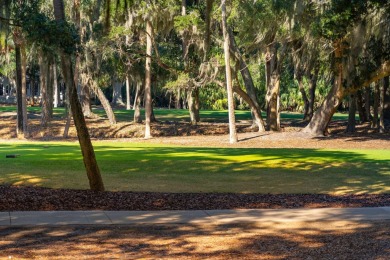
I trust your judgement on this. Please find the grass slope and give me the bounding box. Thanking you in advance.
[0,141,388,194]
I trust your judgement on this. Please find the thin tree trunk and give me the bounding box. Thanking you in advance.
[346,94,356,133]
[364,86,371,122]
[221,0,237,143]
[133,80,142,123]
[379,77,388,133]
[126,76,131,110]
[144,20,153,138]
[53,0,104,191]
[53,62,59,108]
[373,82,380,128]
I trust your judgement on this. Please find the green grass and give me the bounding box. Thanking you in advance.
[0,141,388,194]
[0,106,351,122]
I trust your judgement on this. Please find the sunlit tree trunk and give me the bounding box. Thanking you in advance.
[221,0,237,143]
[265,45,281,131]
[53,0,104,191]
[133,79,143,123]
[126,76,131,110]
[144,20,153,138]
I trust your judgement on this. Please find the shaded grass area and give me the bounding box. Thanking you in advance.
[0,142,388,194]
[0,106,350,123]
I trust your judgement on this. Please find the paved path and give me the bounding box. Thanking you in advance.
[0,207,389,226]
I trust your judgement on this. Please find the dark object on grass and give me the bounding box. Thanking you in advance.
[6,154,20,158]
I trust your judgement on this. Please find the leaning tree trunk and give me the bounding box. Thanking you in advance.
[228,28,265,132]
[221,0,237,143]
[53,0,104,191]
[87,75,116,125]
[144,20,153,138]
[303,41,345,136]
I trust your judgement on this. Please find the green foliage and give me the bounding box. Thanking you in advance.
[14,1,79,54]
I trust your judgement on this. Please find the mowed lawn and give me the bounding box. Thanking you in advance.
[0,106,351,123]
[0,141,388,194]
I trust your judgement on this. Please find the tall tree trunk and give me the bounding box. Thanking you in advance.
[221,0,237,143]
[53,62,59,108]
[356,90,367,122]
[265,45,281,131]
[373,82,380,129]
[346,94,356,133]
[133,79,143,123]
[364,86,371,122]
[144,20,153,138]
[39,50,52,126]
[13,29,28,138]
[228,28,265,132]
[379,77,388,133]
[305,66,319,121]
[53,0,104,191]
[126,76,131,110]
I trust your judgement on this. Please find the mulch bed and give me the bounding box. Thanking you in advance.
[1,185,389,211]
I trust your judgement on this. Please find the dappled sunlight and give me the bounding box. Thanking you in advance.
[0,141,389,194]
[1,173,44,186]
[0,221,388,258]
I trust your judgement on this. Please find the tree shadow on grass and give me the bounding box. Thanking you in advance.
[0,144,389,193]
[0,221,388,258]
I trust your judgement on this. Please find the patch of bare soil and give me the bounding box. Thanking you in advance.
[0,221,389,259]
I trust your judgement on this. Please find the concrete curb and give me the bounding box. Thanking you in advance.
[0,207,389,226]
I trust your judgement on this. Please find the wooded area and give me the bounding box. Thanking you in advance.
[1,1,390,190]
